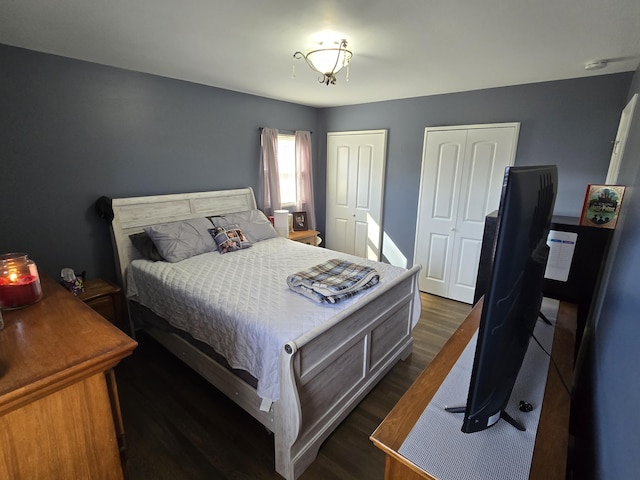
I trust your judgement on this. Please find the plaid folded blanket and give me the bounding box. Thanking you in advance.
[286,258,380,304]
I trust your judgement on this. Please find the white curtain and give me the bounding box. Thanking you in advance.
[295,130,316,230]
[260,127,280,216]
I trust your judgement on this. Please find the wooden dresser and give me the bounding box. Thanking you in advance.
[0,276,137,479]
[370,299,576,480]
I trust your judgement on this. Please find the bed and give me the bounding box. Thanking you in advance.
[109,187,421,480]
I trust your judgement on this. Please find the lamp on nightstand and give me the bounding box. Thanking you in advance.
[274,210,290,238]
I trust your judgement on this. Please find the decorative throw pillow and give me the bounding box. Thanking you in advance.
[144,217,216,263]
[129,232,164,261]
[209,225,252,254]
[209,209,278,243]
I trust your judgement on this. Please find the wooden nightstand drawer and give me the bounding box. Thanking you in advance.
[78,278,124,330]
[289,229,320,245]
[87,295,116,322]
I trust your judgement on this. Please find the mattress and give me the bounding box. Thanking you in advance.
[127,237,418,402]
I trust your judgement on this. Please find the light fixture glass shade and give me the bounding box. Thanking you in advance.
[306,48,350,75]
[293,39,352,85]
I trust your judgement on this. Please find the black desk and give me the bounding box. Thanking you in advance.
[542,216,612,350]
[474,215,612,353]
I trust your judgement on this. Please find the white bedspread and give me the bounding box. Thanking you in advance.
[127,237,419,402]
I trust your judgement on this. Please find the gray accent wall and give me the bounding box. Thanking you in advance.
[318,74,632,264]
[1,42,639,480]
[0,43,631,279]
[1,44,317,280]
[586,67,640,480]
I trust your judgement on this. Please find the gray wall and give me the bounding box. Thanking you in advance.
[587,67,640,479]
[1,42,632,281]
[1,41,639,479]
[0,44,317,281]
[318,74,632,264]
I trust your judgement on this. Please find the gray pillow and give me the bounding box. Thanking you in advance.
[209,209,278,243]
[129,232,164,261]
[144,217,216,263]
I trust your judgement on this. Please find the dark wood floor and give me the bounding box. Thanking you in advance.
[115,293,471,480]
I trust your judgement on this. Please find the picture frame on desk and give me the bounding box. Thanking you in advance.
[579,184,625,229]
[292,211,308,231]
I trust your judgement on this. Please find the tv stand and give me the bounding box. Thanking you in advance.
[443,406,465,413]
[500,410,526,431]
[370,298,576,480]
[443,406,526,431]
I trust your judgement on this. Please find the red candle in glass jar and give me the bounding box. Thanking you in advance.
[0,274,42,308]
[0,253,43,309]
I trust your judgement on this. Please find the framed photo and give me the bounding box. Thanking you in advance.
[579,185,626,229]
[292,211,308,231]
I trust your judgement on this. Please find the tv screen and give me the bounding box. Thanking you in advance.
[452,165,557,433]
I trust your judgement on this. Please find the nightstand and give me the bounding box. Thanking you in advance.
[289,229,320,245]
[78,278,124,331]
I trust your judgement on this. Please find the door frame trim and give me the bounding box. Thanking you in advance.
[605,94,637,184]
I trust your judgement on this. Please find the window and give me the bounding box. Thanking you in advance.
[277,133,297,209]
[262,128,314,227]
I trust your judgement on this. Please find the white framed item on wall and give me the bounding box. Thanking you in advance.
[579,185,626,229]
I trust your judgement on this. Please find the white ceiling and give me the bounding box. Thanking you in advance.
[1,0,639,108]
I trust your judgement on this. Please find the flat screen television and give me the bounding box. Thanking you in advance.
[447,164,558,433]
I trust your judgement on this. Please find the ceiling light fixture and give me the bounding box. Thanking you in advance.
[293,39,352,86]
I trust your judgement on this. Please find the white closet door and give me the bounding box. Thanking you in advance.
[414,129,467,299]
[414,124,519,303]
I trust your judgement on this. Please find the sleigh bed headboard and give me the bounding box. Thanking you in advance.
[109,187,257,287]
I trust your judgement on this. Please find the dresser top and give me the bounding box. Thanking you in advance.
[0,276,137,414]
